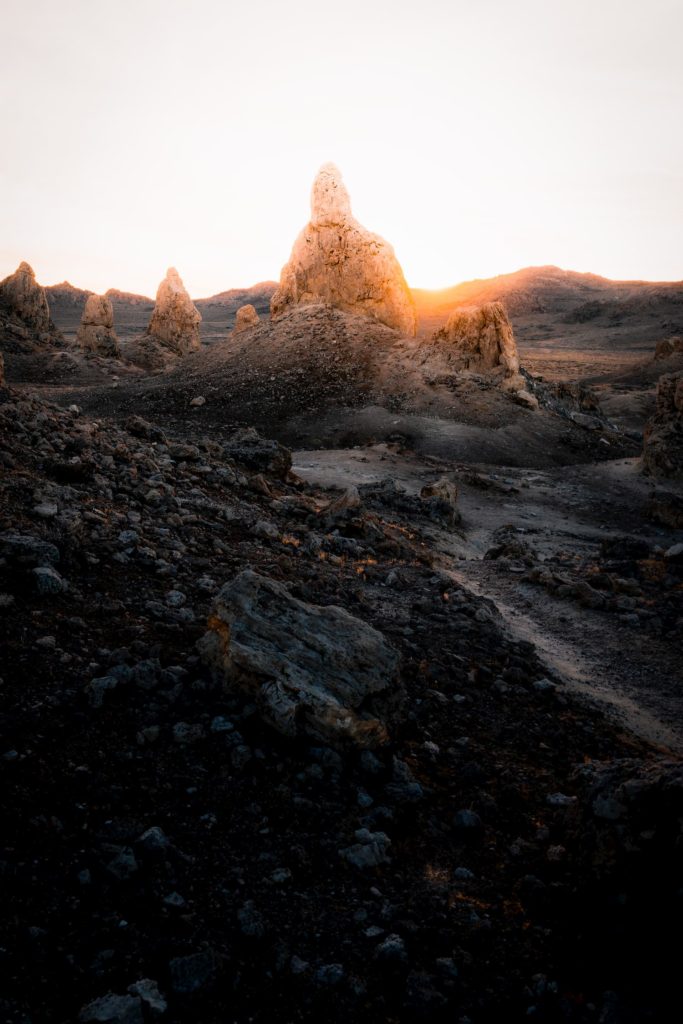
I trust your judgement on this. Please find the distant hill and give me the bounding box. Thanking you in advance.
[46,266,683,356]
[413,266,683,351]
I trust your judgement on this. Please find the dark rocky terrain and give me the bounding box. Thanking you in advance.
[2,266,682,1024]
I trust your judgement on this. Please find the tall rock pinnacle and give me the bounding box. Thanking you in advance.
[0,261,61,343]
[271,164,417,336]
[76,294,120,357]
[146,268,201,356]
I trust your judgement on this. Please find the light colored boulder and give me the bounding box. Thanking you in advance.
[145,267,201,356]
[76,294,120,357]
[429,302,521,382]
[271,163,417,336]
[232,303,260,334]
[199,570,403,748]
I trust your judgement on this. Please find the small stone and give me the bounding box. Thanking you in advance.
[190,396,206,407]
[340,829,391,868]
[127,979,167,1016]
[314,963,345,986]
[172,722,205,744]
[105,846,138,880]
[137,826,170,856]
[165,589,186,607]
[374,933,407,963]
[546,793,576,807]
[238,900,265,938]
[169,951,216,994]
[32,565,66,594]
[453,809,483,833]
[79,993,143,1023]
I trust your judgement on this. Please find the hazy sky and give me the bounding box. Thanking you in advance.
[1,0,681,296]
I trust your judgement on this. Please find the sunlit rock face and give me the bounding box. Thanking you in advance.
[146,267,201,356]
[642,371,683,478]
[429,302,521,381]
[0,261,61,346]
[232,303,260,334]
[76,294,120,357]
[271,163,417,336]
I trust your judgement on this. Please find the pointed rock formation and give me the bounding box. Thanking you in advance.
[127,268,201,370]
[271,163,417,336]
[0,261,63,350]
[642,371,683,478]
[430,302,520,377]
[232,304,260,335]
[146,268,201,355]
[76,294,120,357]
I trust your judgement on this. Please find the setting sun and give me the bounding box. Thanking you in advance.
[1,0,681,296]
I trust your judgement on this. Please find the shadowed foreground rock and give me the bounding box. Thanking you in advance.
[76,293,120,357]
[642,370,683,478]
[271,163,417,336]
[199,570,403,747]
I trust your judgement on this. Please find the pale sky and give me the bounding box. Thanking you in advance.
[1,0,681,297]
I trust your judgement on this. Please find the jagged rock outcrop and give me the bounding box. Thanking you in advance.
[0,261,63,351]
[271,163,417,336]
[232,304,260,334]
[642,371,683,478]
[199,570,403,748]
[127,268,201,370]
[429,302,521,379]
[76,294,120,357]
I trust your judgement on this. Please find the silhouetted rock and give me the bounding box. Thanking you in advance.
[76,294,120,357]
[271,163,416,336]
[642,371,683,478]
[0,261,63,351]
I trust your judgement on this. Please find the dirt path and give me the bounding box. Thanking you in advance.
[295,445,683,753]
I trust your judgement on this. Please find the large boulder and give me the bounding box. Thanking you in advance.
[642,371,683,478]
[127,268,200,368]
[232,303,260,335]
[270,163,417,336]
[0,261,63,351]
[198,570,403,748]
[76,294,120,357]
[427,302,521,383]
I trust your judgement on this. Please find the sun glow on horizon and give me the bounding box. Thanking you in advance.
[1,0,681,298]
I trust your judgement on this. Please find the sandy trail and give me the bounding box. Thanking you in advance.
[295,445,683,753]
